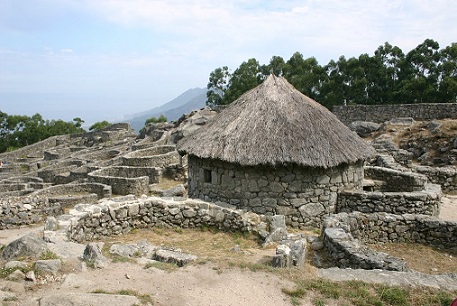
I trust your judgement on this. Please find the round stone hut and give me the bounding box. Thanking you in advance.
[177,75,374,227]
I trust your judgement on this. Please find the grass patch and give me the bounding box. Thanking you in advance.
[110,254,134,263]
[282,278,457,306]
[39,250,60,260]
[92,289,154,305]
[0,267,28,279]
[378,286,408,306]
[143,261,178,272]
[369,242,457,274]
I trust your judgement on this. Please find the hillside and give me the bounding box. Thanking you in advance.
[122,87,206,132]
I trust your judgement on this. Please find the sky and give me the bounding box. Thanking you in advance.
[0,0,456,127]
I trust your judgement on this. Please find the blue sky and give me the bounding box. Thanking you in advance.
[1,0,456,126]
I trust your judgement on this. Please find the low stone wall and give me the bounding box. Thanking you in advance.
[44,148,71,161]
[122,145,180,168]
[67,197,265,242]
[88,166,161,196]
[0,136,65,162]
[32,182,112,199]
[322,212,457,270]
[333,103,457,125]
[337,183,441,216]
[415,166,457,194]
[37,160,86,183]
[364,166,427,192]
[0,196,63,229]
[0,183,27,193]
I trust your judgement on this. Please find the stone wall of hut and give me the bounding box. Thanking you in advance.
[187,156,364,227]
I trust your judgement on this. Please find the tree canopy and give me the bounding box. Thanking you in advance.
[0,112,85,153]
[89,120,111,131]
[206,39,457,109]
[144,114,167,125]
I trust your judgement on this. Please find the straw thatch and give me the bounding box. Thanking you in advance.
[178,75,374,168]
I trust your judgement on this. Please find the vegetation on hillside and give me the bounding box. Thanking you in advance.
[144,114,167,125]
[207,39,457,108]
[89,120,111,131]
[0,112,85,153]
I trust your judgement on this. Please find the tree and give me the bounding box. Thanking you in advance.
[373,42,405,103]
[283,52,324,100]
[72,117,84,128]
[206,66,231,106]
[262,55,286,76]
[89,121,110,131]
[144,114,167,125]
[400,39,441,103]
[437,43,457,102]
[0,112,86,153]
[223,58,264,104]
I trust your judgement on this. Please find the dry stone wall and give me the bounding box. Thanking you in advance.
[187,156,364,227]
[122,145,180,168]
[0,196,62,229]
[364,166,428,192]
[322,212,457,270]
[333,103,457,125]
[32,182,112,199]
[88,166,161,196]
[67,197,265,242]
[337,183,441,216]
[415,166,457,194]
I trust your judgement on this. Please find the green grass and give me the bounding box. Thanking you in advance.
[143,261,178,272]
[92,289,153,305]
[0,266,31,279]
[281,279,457,306]
[39,250,60,260]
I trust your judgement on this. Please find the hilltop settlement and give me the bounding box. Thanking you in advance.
[0,76,456,305]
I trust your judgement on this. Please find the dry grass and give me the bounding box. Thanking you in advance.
[369,242,457,274]
[103,226,318,280]
[104,226,265,266]
[154,177,185,190]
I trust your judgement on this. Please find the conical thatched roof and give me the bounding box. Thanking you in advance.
[177,75,374,168]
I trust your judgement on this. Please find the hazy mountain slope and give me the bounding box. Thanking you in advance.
[124,88,206,132]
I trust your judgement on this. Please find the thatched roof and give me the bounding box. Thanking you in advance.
[177,75,374,168]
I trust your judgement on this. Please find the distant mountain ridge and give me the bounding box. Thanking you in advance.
[123,87,207,132]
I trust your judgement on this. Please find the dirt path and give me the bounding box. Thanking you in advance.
[440,195,457,221]
[16,261,296,306]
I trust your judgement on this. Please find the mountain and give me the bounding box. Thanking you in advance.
[122,88,207,132]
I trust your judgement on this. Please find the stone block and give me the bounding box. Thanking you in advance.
[154,249,197,267]
[35,259,62,276]
[272,245,291,268]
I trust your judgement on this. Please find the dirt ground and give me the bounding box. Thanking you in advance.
[0,195,456,306]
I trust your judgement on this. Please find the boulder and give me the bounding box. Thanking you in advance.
[1,234,48,261]
[272,245,291,268]
[169,108,217,144]
[349,121,381,138]
[44,216,59,231]
[6,270,25,281]
[83,243,107,269]
[35,259,62,276]
[154,249,197,267]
